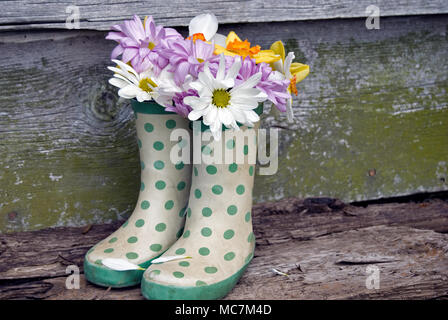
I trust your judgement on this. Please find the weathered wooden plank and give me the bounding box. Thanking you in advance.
[0,15,447,232]
[1,198,447,299]
[1,197,447,279]
[1,0,448,31]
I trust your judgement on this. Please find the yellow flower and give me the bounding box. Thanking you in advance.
[270,40,309,94]
[214,31,280,64]
[269,41,310,122]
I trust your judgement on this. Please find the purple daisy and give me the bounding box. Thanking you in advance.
[106,15,182,74]
[161,39,216,86]
[166,89,199,118]
[236,57,290,112]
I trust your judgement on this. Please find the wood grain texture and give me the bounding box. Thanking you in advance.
[1,197,447,300]
[1,0,448,31]
[1,15,447,232]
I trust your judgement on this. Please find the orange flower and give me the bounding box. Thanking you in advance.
[214,31,280,64]
[186,33,206,42]
[226,38,260,58]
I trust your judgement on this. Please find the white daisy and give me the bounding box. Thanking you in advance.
[184,54,267,141]
[154,67,194,108]
[108,59,160,103]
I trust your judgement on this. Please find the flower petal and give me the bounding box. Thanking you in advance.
[189,13,218,41]
[151,255,192,264]
[102,258,145,271]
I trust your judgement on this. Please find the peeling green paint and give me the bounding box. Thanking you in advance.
[254,27,448,203]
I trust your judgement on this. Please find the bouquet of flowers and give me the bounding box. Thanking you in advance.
[107,13,309,140]
[84,13,310,300]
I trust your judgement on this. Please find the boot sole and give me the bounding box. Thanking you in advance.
[84,254,156,288]
[140,255,253,300]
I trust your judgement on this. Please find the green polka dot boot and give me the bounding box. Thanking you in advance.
[84,100,192,288]
[141,125,257,299]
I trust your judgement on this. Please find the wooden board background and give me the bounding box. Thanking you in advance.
[2,0,448,30]
[1,197,447,300]
[0,2,447,232]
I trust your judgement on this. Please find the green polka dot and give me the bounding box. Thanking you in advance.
[165,200,174,210]
[236,185,245,195]
[204,266,218,274]
[175,161,185,170]
[149,269,161,277]
[247,232,255,242]
[122,220,129,228]
[224,229,235,240]
[212,185,223,195]
[194,189,202,199]
[178,207,187,217]
[243,145,249,155]
[135,219,145,228]
[224,252,235,261]
[144,123,154,132]
[226,139,235,149]
[155,223,166,232]
[206,165,217,175]
[108,237,117,243]
[196,280,207,287]
[202,207,212,217]
[141,200,150,210]
[179,261,190,267]
[104,248,114,253]
[126,252,138,260]
[202,145,212,155]
[138,139,142,149]
[140,182,145,191]
[183,230,190,238]
[141,161,145,170]
[173,271,184,278]
[187,208,192,218]
[201,227,212,237]
[199,247,210,256]
[150,244,162,252]
[127,236,138,243]
[175,248,186,255]
[166,119,176,129]
[95,259,102,265]
[177,181,186,191]
[155,180,166,190]
[227,205,238,215]
[249,166,254,176]
[153,141,164,151]
[229,163,238,173]
[178,139,187,149]
[245,211,251,222]
[176,228,184,238]
[154,160,164,170]
[194,166,198,176]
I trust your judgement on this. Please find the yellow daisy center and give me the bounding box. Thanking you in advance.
[197,58,204,63]
[139,78,157,93]
[148,42,156,50]
[212,89,231,108]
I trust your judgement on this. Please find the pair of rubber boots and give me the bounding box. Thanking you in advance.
[84,101,258,299]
